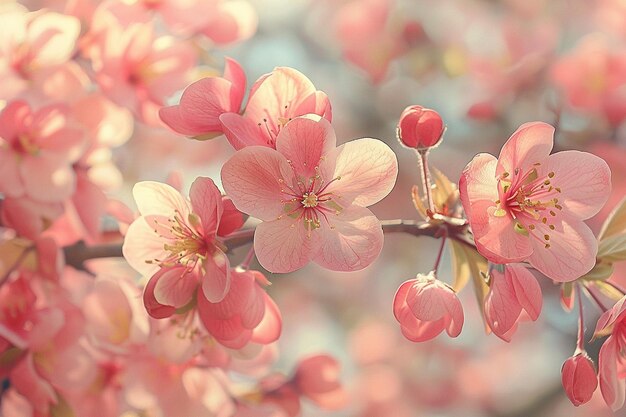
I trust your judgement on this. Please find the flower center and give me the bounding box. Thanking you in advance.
[256,105,292,147]
[494,165,563,249]
[148,210,208,268]
[276,162,343,236]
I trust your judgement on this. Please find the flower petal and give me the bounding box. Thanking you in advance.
[219,112,271,150]
[507,264,542,320]
[132,181,190,218]
[314,205,383,271]
[189,177,223,237]
[217,197,244,237]
[496,122,554,176]
[153,266,198,308]
[251,293,282,345]
[525,218,597,282]
[540,150,611,219]
[484,269,522,341]
[325,138,398,207]
[221,146,290,221]
[276,115,336,178]
[254,215,320,273]
[122,218,166,277]
[200,249,231,303]
[599,336,626,411]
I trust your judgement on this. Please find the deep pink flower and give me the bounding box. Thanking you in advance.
[0,100,85,203]
[221,115,397,273]
[562,352,598,407]
[123,177,244,303]
[484,264,542,341]
[393,272,464,342]
[459,122,611,282]
[161,59,332,150]
[596,296,626,410]
[397,105,445,150]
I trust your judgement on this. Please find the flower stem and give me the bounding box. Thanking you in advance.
[433,235,447,273]
[584,285,609,312]
[240,246,256,270]
[576,285,586,352]
[417,150,435,213]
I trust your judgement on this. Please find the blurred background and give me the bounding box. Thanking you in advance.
[9,0,626,415]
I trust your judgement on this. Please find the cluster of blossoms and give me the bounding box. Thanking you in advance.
[1,0,626,416]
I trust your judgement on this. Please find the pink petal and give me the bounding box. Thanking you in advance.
[595,296,626,335]
[325,138,398,207]
[122,217,167,277]
[217,197,244,237]
[484,269,522,341]
[159,105,200,136]
[496,122,554,176]
[11,354,57,413]
[223,57,247,110]
[276,116,336,178]
[27,12,80,67]
[20,154,76,202]
[179,76,239,129]
[251,293,282,345]
[143,268,179,319]
[221,146,289,221]
[189,177,223,237]
[132,181,190,218]
[599,336,626,411]
[0,149,24,198]
[459,153,499,205]
[293,91,333,122]
[314,205,383,271]
[153,266,198,308]
[200,249,231,303]
[254,215,321,273]
[219,112,271,150]
[507,264,542,321]
[540,150,611,220]
[201,0,257,46]
[525,218,597,282]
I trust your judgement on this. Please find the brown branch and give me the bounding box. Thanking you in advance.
[62,219,475,270]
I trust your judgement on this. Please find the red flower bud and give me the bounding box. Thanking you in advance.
[561,352,598,406]
[397,105,445,150]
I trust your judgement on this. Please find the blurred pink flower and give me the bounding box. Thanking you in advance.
[221,115,397,273]
[393,272,464,342]
[596,296,626,410]
[89,21,196,125]
[459,122,611,282]
[0,100,85,203]
[562,352,598,407]
[293,354,347,409]
[484,264,542,341]
[161,59,332,150]
[123,177,243,304]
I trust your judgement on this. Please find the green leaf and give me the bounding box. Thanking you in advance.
[580,261,615,281]
[450,241,489,330]
[593,281,624,302]
[598,233,626,262]
[599,196,626,240]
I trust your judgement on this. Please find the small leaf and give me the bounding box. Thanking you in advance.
[411,185,428,221]
[598,233,626,262]
[450,241,470,292]
[593,281,624,302]
[599,196,626,240]
[451,241,489,331]
[580,262,615,281]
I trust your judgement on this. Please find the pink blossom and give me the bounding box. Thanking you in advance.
[562,352,598,407]
[459,122,611,282]
[89,21,196,125]
[484,264,542,341]
[0,100,85,203]
[596,296,626,410]
[160,59,332,150]
[396,105,445,150]
[123,177,243,304]
[221,115,397,273]
[393,272,464,342]
[293,354,347,409]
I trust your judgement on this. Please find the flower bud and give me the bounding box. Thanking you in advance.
[397,105,445,150]
[561,352,598,406]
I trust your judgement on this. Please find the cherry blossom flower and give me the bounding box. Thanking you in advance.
[0,100,85,203]
[161,59,332,150]
[221,115,397,273]
[123,177,243,303]
[484,264,542,341]
[393,272,464,342]
[396,105,445,151]
[562,352,598,407]
[596,296,626,410]
[459,122,611,282]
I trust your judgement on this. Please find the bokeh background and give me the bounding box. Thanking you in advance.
[9,0,626,416]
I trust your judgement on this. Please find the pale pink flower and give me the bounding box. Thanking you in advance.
[161,59,332,150]
[459,122,611,282]
[123,177,243,303]
[0,5,81,100]
[596,296,626,410]
[221,115,397,273]
[0,100,85,203]
[562,352,598,407]
[393,272,464,342]
[90,21,196,125]
[293,354,347,410]
[484,264,542,341]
